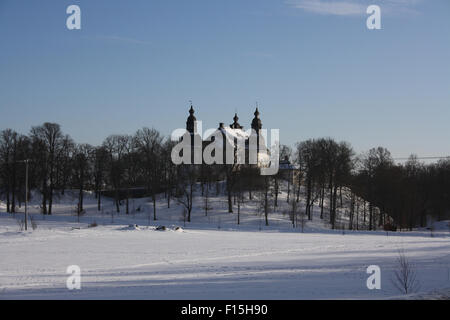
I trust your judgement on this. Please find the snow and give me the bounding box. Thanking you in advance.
[221,126,250,141]
[0,186,449,300]
[119,224,141,231]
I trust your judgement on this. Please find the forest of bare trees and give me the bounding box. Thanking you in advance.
[294,139,450,230]
[0,123,449,230]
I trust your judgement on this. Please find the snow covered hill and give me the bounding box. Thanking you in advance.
[0,185,449,299]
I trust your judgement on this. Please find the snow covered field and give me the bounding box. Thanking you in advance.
[0,188,449,300]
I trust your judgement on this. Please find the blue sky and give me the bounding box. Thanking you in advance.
[0,0,449,158]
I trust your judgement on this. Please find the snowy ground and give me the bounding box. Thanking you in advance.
[0,186,449,299]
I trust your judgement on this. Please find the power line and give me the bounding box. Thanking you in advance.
[393,156,450,161]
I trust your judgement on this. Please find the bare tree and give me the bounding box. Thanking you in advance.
[0,129,24,213]
[391,249,420,295]
[134,128,163,220]
[176,165,198,222]
[256,176,273,226]
[279,144,292,203]
[287,187,300,228]
[298,210,307,233]
[162,139,177,209]
[72,143,93,220]
[102,135,128,213]
[93,146,109,211]
[30,123,68,215]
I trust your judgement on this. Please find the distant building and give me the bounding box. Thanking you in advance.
[278,156,300,185]
[183,104,270,167]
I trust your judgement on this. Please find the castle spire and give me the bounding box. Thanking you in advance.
[186,103,197,133]
[251,107,262,132]
[230,113,243,129]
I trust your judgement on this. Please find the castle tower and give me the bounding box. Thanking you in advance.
[251,107,262,133]
[250,107,263,164]
[186,104,197,134]
[230,113,243,129]
[184,104,202,164]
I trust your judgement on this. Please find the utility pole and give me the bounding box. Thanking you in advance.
[25,159,29,231]
[17,159,30,230]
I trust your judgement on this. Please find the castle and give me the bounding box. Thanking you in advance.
[182,105,269,167]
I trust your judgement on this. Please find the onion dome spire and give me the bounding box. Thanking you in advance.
[251,107,262,132]
[186,104,197,133]
[230,113,243,129]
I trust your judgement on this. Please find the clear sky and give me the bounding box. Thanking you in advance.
[1,0,449,158]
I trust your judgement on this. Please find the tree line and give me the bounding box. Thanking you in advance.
[1,123,449,229]
[0,123,176,220]
[294,139,450,230]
